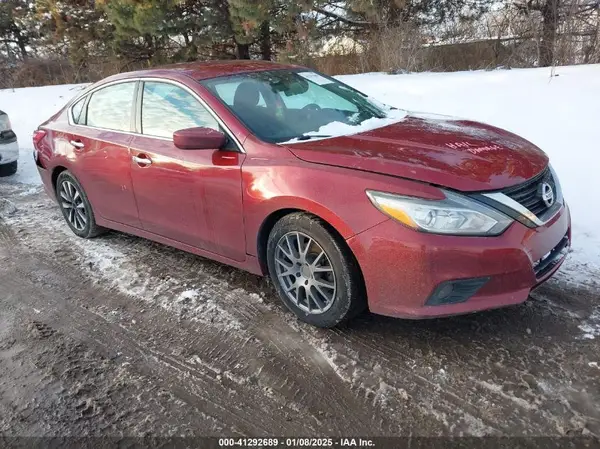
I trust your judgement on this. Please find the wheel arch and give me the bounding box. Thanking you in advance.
[255,207,362,280]
[257,208,301,275]
[51,165,69,192]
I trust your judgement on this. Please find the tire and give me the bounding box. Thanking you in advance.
[56,171,105,238]
[266,212,366,328]
[0,161,17,177]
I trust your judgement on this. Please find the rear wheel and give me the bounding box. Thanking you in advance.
[0,161,17,177]
[56,171,105,238]
[267,213,366,328]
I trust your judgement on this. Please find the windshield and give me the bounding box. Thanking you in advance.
[200,69,405,143]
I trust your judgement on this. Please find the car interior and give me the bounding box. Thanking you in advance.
[203,71,385,143]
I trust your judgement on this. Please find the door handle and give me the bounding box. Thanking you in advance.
[132,154,152,166]
[70,140,84,149]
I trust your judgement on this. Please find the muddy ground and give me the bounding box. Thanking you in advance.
[0,180,599,438]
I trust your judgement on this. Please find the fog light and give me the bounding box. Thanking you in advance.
[426,277,490,306]
[435,283,454,299]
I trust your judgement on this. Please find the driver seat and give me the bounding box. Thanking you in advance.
[231,81,278,134]
[233,82,262,110]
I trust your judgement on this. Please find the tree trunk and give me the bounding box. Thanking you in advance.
[17,38,28,60]
[10,22,28,60]
[539,0,560,67]
[236,42,250,59]
[583,19,600,63]
[144,34,155,60]
[259,21,271,60]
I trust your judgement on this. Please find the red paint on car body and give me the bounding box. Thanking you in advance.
[285,117,549,192]
[33,61,570,319]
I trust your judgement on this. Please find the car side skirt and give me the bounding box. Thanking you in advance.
[96,217,264,276]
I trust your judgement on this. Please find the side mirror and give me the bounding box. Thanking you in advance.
[173,127,226,150]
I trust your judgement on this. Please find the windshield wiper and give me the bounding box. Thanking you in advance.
[296,135,332,141]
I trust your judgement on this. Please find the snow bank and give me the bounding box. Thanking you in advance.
[0,83,87,184]
[1,65,598,279]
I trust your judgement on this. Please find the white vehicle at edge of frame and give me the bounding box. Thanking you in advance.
[0,109,19,177]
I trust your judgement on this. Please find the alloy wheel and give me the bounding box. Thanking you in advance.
[274,231,337,314]
[59,180,88,231]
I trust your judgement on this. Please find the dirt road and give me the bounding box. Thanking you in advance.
[1,181,599,437]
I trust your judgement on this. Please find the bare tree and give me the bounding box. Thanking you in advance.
[515,0,600,66]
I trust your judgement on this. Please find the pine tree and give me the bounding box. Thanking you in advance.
[315,0,493,30]
[33,0,114,77]
[0,0,34,61]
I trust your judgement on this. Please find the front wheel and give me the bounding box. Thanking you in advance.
[267,213,366,328]
[56,171,105,238]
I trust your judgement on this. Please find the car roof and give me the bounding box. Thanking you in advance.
[104,60,301,83]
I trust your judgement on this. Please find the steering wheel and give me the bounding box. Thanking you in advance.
[302,103,322,112]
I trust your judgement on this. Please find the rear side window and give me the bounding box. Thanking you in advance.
[87,82,136,132]
[71,98,86,124]
[141,82,218,138]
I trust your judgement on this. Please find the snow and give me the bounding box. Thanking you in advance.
[0,198,17,216]
[282,109,408,143]
[1,64,599,283]
[73,237,242,330]
[0,83,88,184]
[578,310,600,340]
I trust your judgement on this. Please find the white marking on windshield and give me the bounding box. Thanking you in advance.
[297,72,333,86]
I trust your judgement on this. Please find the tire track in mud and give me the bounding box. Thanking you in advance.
[306,297,600,436]
[0,257,328,434]
[0,216,17,248]
[0,194,401,434]
[0,311,226,436]
[302,326,500,435]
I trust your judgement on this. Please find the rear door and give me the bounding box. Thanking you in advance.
[128,79,246,261]
[63,81,141,228]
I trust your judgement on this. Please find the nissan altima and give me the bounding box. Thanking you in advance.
[32,61,570,328]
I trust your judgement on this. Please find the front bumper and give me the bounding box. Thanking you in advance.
[347,203,571,319]
[0,140,19,165]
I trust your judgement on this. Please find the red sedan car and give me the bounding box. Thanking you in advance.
[33,61,570,328]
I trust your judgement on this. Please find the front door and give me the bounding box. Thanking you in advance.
[129,80,247,261]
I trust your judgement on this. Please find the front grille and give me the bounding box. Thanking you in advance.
[502,167,556,217]
[534,235,569,279]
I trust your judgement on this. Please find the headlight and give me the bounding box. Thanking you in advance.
[0,114,11,132]
[366,189,513,236]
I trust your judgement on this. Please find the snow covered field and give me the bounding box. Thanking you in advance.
[1,64,599,284]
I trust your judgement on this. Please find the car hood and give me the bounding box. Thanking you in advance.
[283,114,549,192]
